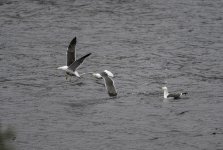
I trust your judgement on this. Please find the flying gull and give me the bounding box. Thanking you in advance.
[162,86,187,99]
[100,70,117,97]
[57,37,91,79]
[80,70,114,79]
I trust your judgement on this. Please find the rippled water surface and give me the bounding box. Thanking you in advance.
[1,0,223,149]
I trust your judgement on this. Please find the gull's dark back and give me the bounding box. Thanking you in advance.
[67,37,76,66]
[167,93,181,99]
[167,92,187,99]
[68,53,91,71]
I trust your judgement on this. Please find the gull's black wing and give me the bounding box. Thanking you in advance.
[67,37,76,66]
[105,77,117,97]
[68,53,91,71]
[167,93,181,99]
[100,72,117,97]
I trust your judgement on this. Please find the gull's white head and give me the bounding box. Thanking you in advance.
[104,70,114,77]
[92,73,102,79]
[57,66,68,70]
[162,86,168,90]
[100,71,108,77]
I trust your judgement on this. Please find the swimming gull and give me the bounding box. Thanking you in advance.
[162,86,187,99]
[100,71,117,97]
[57,37,91,79]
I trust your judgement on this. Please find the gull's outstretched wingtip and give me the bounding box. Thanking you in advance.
[73,37,77,44]
[72,36,76,43]
[68,36,77,52]
[80,52,91,60]
[82,53,92,59]
[86,53,92,57]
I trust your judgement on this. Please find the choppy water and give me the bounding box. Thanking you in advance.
[1,0,223,149]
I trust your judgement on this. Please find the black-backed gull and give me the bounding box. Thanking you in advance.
[162,86,187,99]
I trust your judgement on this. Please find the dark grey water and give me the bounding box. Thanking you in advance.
[1,0,223,149]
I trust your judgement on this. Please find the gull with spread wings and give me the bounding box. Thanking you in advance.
[57,37,91,79]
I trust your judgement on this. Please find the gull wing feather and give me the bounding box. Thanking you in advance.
[104,77,117,96]
[167,93,181,99]
[100,72,117,97]
[68,53,91,71]
[67,37,76,66]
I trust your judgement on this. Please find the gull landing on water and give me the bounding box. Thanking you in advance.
[57,37,91,79]
[100,70,117,97]
[162,86,187,99]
